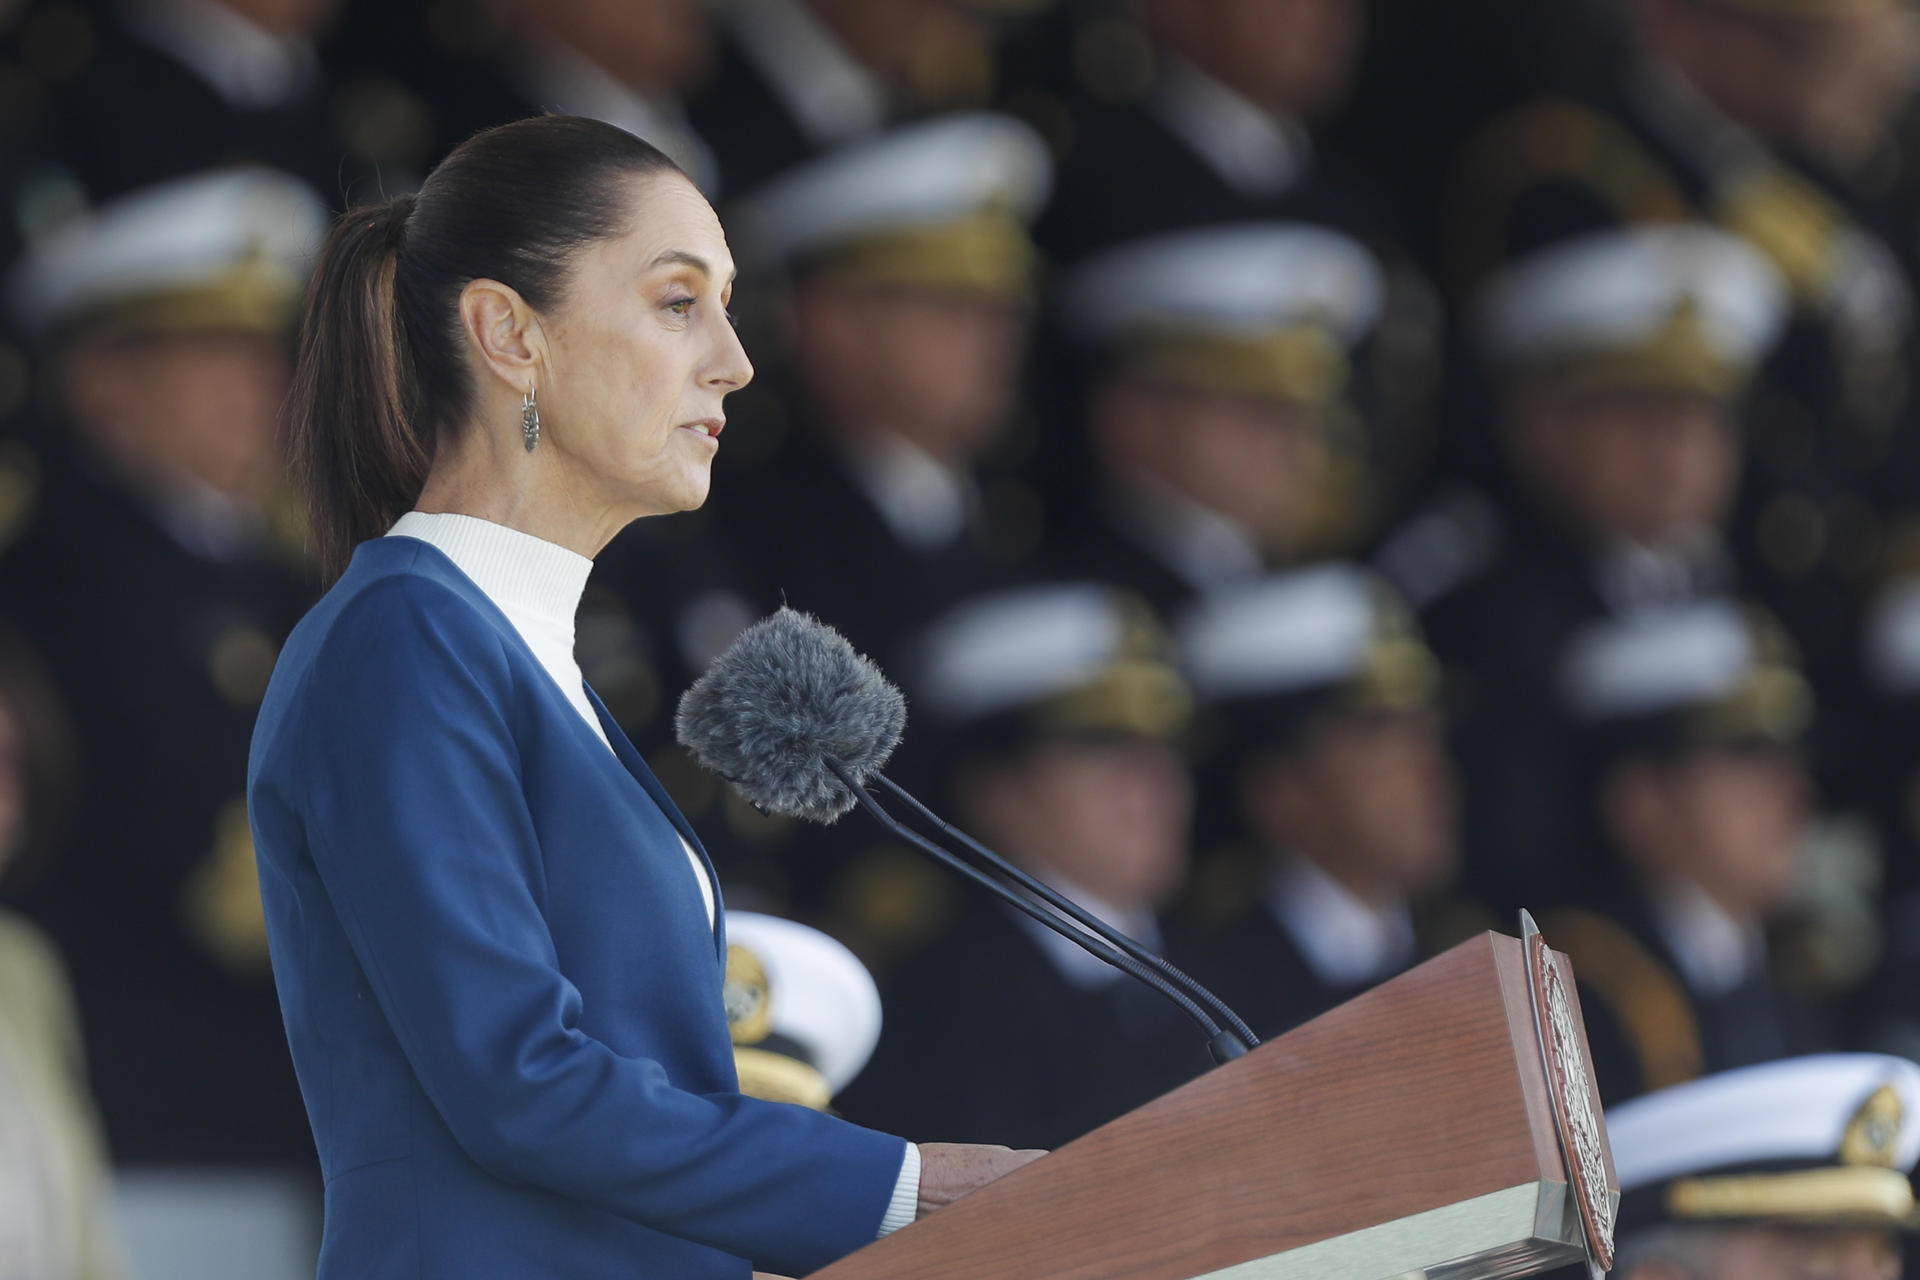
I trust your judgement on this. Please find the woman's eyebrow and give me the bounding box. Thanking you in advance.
[649,250,738,284]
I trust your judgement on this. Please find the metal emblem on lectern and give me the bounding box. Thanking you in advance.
[1521,910,1616,1273]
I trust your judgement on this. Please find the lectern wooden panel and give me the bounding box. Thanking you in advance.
[812,930,1616,1280]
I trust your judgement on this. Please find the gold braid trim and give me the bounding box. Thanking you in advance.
[1443,99,1694,289]
[1544,909,1705,1091]
[1668,1167,1915,1225]
[733,1048,833,1112]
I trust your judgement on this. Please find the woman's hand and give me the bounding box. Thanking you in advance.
[914,1142,1048,1218]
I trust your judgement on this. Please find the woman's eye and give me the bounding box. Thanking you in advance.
[666,296,696,316]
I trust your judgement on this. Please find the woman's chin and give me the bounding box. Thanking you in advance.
[661,469,713,515]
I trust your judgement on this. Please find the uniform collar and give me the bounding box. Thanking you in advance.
[1651,879,1767,998]
[513,34,719,196]
[841,432,972,552]
[123,0,316,110]
[1107,470,1264,592]
[1593,525,1731,612]
[1010,872,1162,990]
[723,0,889,149]
[1150,56,1312,199]
[1267,855,1415,987]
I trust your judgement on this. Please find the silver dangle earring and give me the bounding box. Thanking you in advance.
[521,385,540,452]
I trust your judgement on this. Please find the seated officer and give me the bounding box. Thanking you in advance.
[1052,222,1387,615]
[1172,565,1469,1038]
[1412,223,1788,916]
[0,168,326,1178]
[835,582,1214,1152]
[1606,1053,1920,1280]
[1445,0,1916,703]
[723,910,886,1280]
[722,910,883,1114]
[1548,600,1830,1104]
[718,113,1052,675]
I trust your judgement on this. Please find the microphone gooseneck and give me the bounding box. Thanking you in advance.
[821,758,1246,1064]
[868,773,1260,1055]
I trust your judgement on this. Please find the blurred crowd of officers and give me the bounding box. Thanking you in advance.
[8,0,1920,1273]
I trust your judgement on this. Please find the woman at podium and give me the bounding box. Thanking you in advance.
[245,115,1036,1279]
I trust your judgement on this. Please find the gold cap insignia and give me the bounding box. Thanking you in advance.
[1028,594,1194,741]
[1688,608,1814,747]
[724,943,773,1046]
[1842,1084,1904,1168]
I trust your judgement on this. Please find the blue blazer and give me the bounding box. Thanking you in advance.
[247,537,907,1279]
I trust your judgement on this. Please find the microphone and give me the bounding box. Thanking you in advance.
[675,607,1258,1063]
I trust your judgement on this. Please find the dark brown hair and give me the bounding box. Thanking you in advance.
[286,115,681,580]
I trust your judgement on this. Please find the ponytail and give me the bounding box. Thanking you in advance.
[283,116,679,583]
[286,194,427,582]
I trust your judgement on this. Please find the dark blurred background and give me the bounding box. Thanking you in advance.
[3,0,1920,1274]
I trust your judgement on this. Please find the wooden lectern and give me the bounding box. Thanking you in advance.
[814,926,1618,1280]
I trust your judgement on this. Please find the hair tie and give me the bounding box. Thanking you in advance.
[385,193,417,251]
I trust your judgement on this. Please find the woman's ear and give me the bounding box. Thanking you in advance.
[458,277,548,392]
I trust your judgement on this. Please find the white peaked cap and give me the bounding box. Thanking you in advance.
[1560,600,1757,721]
[1475,224,1788,368]
[1608,1054,1920,1191]
[724,911,881,1095]
[741,112,1052,262]
[919,582,1134,723]
[10,167,329,334]
[1178,564,1390,700]
[1063,221,1385,345]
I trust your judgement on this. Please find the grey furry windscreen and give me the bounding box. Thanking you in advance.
[674,607,908,823]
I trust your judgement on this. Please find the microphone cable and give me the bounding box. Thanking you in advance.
[867,772,1261,1055]
[824,758,1251,1065]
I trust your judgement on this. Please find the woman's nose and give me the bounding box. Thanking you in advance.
[707,313,754,391]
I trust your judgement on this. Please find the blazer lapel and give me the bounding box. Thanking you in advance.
[585,686,727,960]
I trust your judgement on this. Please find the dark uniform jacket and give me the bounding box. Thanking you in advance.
[1045,494,1222,623]
[17,9,369,207]
[1034,67,1398,265]
[1545,896,1831,1107]
[684,20,832,201]
[1416,500,1728,917]
[1175,890,1492,1043]
[1176,905,1391,1043]
[838,897,1215,1152]
[585,510,811,906]
[714,427,1012,680]
[0,439,315,1165]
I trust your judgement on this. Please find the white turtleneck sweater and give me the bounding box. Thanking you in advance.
[386,513,921,1233]
[386,512,715,929]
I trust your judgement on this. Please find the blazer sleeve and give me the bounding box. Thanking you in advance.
[283,578,906,1276]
